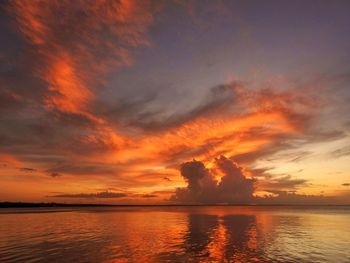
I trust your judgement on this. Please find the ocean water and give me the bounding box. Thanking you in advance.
[0,206,350,262]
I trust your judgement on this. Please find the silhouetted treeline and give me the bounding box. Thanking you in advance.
[0,202,113,208]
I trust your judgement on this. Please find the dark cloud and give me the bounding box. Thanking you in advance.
[172,159,217,203]
[234,130,345,165]
[172,156,254,204]
[215,156,255,203]
[0,0,160,172]
[248,167,273,178]
[256,191,336,205]
[235,144,281,164]
[50,191,127,199]
[342,183,350,187]
[49,172,61,177]
[306,130,346,144]
[262,175,308,191]
[114,80,314,137]
[330,145,350,158]
[19,167,37,173]
[0,88,23,112]
[171,157,326,204]
[0,61,341,186]
[1,0,349,204]
[288,151,312,163]
[123,83,239,133]
[181,160,216,194]
[142,194,157,198]
[47,163,116,176]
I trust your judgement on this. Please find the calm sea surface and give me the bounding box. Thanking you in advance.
[0,206,350,262]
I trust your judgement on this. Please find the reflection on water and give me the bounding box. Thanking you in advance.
[1,206,350,262]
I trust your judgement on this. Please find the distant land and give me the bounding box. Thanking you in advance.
[1,202,350,208]
[0,202,115,208]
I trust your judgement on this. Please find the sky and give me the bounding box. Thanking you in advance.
[0,0,350,204]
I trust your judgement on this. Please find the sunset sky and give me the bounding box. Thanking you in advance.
[1,0,349,204]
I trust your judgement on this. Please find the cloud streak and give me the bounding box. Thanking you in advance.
[1,1,350,204]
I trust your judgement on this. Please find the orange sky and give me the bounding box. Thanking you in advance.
[1,0,350,204]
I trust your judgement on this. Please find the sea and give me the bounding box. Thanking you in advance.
[1,206,350,262]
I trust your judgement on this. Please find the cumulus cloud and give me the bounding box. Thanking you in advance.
[171,156,336,205]
[172,156,254,204]
[1,0,349,204]
[215,156,255,203]
[171,160,214,203]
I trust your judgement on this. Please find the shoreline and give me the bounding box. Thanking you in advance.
[1,202,350,208]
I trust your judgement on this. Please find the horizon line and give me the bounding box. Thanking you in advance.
[1,202,350,208]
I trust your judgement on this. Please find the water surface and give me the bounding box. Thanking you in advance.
[1,206,350,262]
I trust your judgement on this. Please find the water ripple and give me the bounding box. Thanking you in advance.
[0,206,350,262]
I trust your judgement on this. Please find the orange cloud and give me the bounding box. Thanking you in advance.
[4,0,161,170]
[114,83,311,166]
[45,53,93,114]
[0,153,22,166]
[9,1,310,175]
[2,1,331,203]
[9,0,157,125]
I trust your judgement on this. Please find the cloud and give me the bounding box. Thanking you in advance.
[172,159,217,203]
[171,156,336,205]
[330,145,350,158]
[0,72,343,197]
[0,153,22,166]
[124,83,239,133]
[0,1,349,205]
[119,81,314,137]
[233,130,345,165]
[8,0,158,116]
[0,49,324,181]
[46,162,116,176]
[172,156,254,204]
[256,191,336,205]
[1,0,349,202]
[261,174,308,192]
[215,156,255,203]
[19,167,37,173]
[0,0,160,164]
[0,88,23,112]
[142,194,157,198]
[50,191,127,199]
[49,172,61,178]
[342,183,350,187]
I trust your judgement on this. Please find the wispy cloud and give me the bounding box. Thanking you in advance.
[1,1,350,203]
[330,145,350,158]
